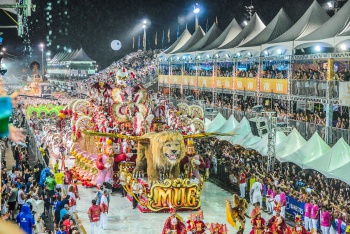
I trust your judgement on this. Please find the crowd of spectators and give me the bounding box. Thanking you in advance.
[1,104,82,234]
[196,138,350,232]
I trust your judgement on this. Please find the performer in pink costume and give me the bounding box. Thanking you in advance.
[96,140,114,187]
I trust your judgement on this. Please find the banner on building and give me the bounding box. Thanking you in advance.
[234,78,257,91]
[216,77,232,89]
[339,82,350,106]
[260,79,288,94]
[197,76,214,88]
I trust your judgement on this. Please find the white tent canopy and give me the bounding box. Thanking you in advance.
[204,118,212,128]
[295,0,350,49]
[218,13,266,49]
[216,115,239,140]
[262,0,330,55]
[186,23,222,52]
[226,117,251,145]
[248,131,287,156]
[240,133,261,149]
[171,26,205,53]
[324,138,350,185]
[201,19,242,51]
[277,132,330,168]
[304,138,350,178]
[276,128,306,160]
[164,29,192,54]
[205,113,226,132]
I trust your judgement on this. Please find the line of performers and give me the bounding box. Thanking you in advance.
[162,203,314,234]
[250,203,313,234]
[161,207,228,234]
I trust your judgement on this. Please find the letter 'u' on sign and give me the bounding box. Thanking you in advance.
[237,81,242,88]
[276,83,283,92]
[263,82,270,90]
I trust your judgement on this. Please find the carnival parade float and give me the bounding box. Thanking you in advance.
[67,67,233,213]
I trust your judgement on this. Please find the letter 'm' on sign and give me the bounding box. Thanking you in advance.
[248,82,253,89]
[155,187,172,207]
[276,83,283,92]
[263,82,270,90]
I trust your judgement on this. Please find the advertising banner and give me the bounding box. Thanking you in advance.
[169,75,182,85]
[260,79,288,94]
[216,77,232,89]
[339,82,350,106]
[198,76,214,88]
[285,195,305,217]
[183,76,196,86]
[234,78,257,91]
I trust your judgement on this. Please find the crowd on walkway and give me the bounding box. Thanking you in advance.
[196,137,350,233]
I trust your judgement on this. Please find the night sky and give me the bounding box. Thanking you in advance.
[0,0,334,72]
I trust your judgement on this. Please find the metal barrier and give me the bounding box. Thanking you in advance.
[291,80,339,98]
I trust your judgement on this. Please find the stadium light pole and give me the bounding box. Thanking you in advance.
[40,43,44,75]
[193,3,200,29]
[142,19,147,51]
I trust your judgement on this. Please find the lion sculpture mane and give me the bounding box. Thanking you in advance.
[133,131,185,184]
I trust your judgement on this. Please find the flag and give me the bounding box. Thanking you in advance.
[216,16,218,25]
[167,27,170,43]
[206,19,209,32]
[177,25,180,39]
[133,36,135,49]
[138,35,141,49]
[155,31,158,46]
[162,30,165,48]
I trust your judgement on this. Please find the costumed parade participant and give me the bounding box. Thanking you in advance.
[209,223,228,234]
[226,194,249,234]
[288,215,310,234]
[267,204,287,234]
[250,208,265,234]
[186,211,207,234]
[180,139,205,184]
[162,206,186,234]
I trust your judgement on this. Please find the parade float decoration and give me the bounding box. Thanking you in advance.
[67,66,234,212]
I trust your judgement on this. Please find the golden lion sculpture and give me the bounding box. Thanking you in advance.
[133,131,186,184]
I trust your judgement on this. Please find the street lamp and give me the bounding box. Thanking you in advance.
[40,43,44,74]
[142,20,148,51]
[193,3,200,29]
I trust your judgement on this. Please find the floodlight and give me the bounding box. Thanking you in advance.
[340,44,347,51]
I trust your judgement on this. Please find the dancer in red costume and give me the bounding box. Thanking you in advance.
[250,211,265,234]
[288,215,310,234]
[267,204,287,234]
[162,207,186,234]
[193,214,207,234]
